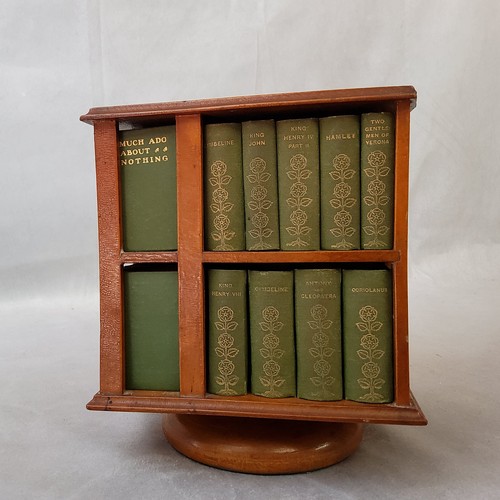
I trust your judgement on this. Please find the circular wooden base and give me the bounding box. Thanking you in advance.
[162,414,363,474]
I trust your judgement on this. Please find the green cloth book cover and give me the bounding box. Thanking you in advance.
[295,268,343,401]
[343,269,393,403]
[119,125,177,251]
[248,270,295,397]
[320,115,361,250]
[242,119,280,250]
[277,118,320,250]
[204,123,245,251]
[360,113,395,249]
[124,269,179,391]
[207,269,248,395]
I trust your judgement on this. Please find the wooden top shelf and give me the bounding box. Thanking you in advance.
[80,86,417,123]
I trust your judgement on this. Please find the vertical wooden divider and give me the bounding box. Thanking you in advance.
[176,114,206,397]
[94,120,124,395]
[392,100,411,406]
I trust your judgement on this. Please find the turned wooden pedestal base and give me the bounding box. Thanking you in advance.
[162,414,364,474]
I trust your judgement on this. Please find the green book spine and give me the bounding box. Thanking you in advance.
[342,269,393,403]
[242,120,280,250]
[277,118,320,250]
[320,115,361,250]
[207,269,248,395]
[248,271,295,397]
[119,126,177,251]
[204,123,245,251]
[295,269,342,401]
[124,269,179,390]
[360,113,395,249]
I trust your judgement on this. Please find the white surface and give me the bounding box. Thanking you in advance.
[1,1,499,498]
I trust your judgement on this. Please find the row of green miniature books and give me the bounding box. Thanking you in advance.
[124,266,393,403]
[118,112,394,252]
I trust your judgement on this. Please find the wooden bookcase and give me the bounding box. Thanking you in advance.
[81,86,426,474]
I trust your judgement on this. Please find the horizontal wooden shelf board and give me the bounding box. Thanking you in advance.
[120,251,178,264]
[203,250,400,264]
[117,250,400,265]
[81,86,416,123]
[87,391,426,426]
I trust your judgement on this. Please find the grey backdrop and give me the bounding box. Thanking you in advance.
[1,1,499,498]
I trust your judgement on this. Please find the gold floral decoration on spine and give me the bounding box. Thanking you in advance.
[355,305,386,401]
[214,306,239,395]
[209,160,235,250]
[246,157,274,250]
[285,154,313,248]
[259,306,285,397]
[329,153,357,249]
[307,304,336,399]
[363,151,390,248]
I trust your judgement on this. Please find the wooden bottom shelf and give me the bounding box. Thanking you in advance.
[87,391,426,425]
